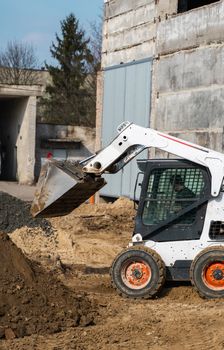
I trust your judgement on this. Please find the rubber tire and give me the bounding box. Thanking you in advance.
[110,246,165,299]
[190,246,224,299]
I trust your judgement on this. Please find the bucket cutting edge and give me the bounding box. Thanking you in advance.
[31,160,106,218]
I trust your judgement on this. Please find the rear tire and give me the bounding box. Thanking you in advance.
[110,246,165,299]
[190,246,224,299]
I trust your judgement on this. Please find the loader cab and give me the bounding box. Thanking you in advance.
[134,159,211,242]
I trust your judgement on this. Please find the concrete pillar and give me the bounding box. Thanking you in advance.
[95,71,104,152]
[16,96,36,184]
[95,71,104,204]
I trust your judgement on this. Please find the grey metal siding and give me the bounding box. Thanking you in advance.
[101,59,152,198]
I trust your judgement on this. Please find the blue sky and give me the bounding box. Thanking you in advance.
[0,0,103,66]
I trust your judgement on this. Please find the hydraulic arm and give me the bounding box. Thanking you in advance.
[82,121,224,197]
[31,121,224,218]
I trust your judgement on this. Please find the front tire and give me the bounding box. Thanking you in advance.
[190,246,224,299]
[110,246,165,299]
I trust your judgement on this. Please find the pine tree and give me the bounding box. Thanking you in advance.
[41,13,94,126]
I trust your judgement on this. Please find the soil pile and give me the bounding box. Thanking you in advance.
[0,192,52,235]
[1,192,221,350]
[0,232,96,340]
[10,196,135,266]
[51,196,135,234]
[0,191,134,236]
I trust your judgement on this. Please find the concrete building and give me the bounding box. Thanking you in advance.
[0,85,43,184]
[0,69,95,185]
[97,0,224,198]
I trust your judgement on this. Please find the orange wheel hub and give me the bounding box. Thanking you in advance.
[121,260,151,289]
[203,262,224,290]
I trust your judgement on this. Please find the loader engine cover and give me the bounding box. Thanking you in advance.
[31,160,106,218]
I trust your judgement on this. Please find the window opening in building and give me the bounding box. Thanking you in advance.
[178,0,220,13]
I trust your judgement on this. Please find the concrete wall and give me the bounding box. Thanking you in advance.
[0,67,50,86]
[35,124,96,178]
[157,1,224,55]
[153,0,224,155]
[102,0,180,68]
[100,0,224,161]
[102,0,156,67]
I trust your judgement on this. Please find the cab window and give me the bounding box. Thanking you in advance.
[142,168,205,226]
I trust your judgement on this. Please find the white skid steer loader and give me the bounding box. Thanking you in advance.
[31,121,224,299]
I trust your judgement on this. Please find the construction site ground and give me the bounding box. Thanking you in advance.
[0,192,224,350]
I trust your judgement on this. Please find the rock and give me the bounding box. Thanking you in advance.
[5,327,16,340]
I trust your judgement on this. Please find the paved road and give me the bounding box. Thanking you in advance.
[0,181,36,201]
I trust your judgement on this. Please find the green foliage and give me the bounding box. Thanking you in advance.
[40,13,96,126]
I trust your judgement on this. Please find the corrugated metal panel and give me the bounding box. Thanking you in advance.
[101,59,152,198]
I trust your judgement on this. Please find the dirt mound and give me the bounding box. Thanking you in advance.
[1,193,222,350]
[0,192,52,235]
[9,196,135,267]
[0,232,96,340]
[161,284,201,302]
[50,197,135,234]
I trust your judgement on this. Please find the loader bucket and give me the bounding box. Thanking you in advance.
[31,160,106,218]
